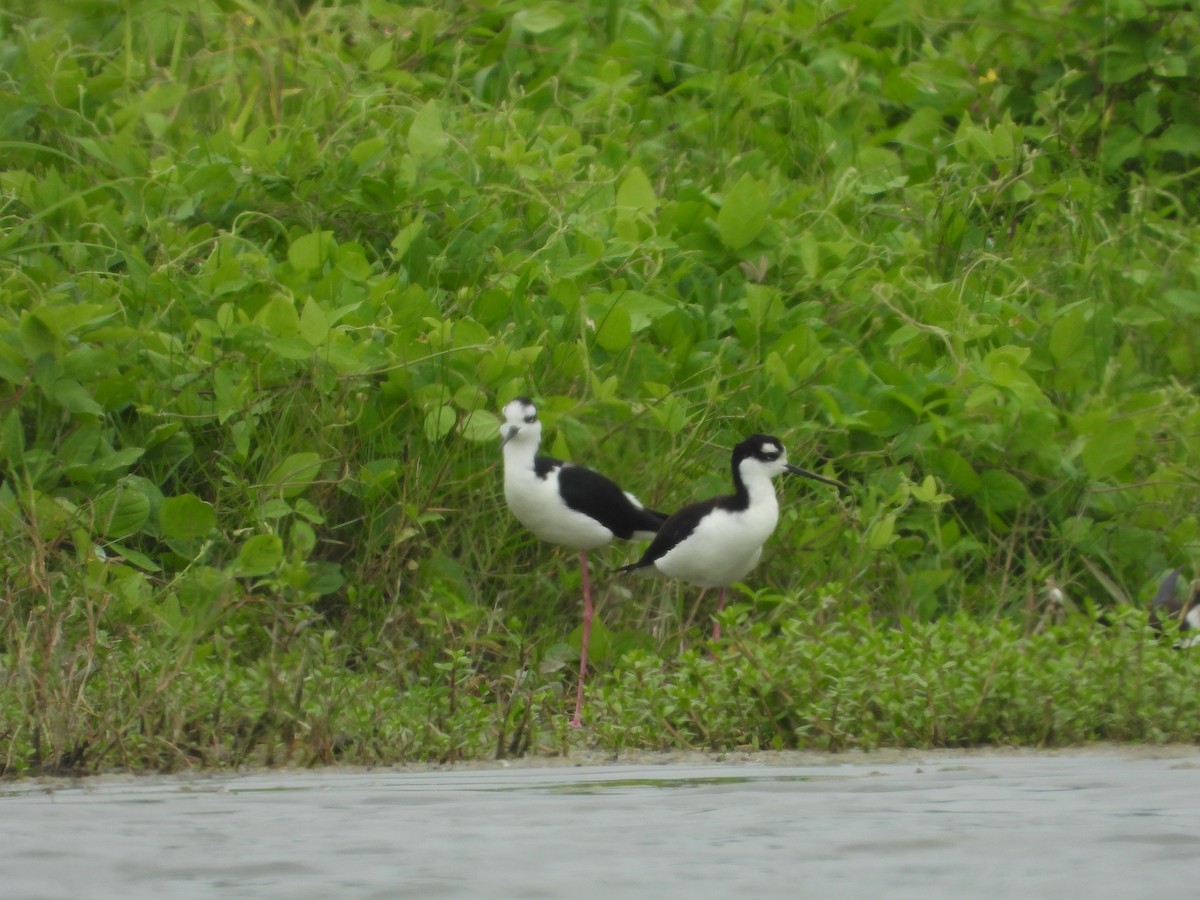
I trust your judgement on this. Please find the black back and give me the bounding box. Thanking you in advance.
[618,495,731,572]
[536,456,667,539]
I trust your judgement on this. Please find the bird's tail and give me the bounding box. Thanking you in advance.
[616,560,660,578]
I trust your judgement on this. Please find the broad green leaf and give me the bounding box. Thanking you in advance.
[513,5,566,33]
[94,480,150,539]
[741,284,777,327]
[1049,308,1087,364]
[258,499,292,520]
[334,245,371,281]
[655,395,687,434]
[263,452,322,498]
[89,447,145,476]
[965,384,999,408]
[60,424,100,471]
[454,384,488,411]
[932,449,981,496]
[268,338,313,360]
[857,145,907,193]
[19,312,58,358]
[910,475,940,504]
[257,295,300,338]
[460,409,501,442]
[28,302,116,336]
[350,135,388,166]
[609,291,672,331]
[160,494,216,540]
[235,533,283,576]
[1,409,25,465]
[867,514,896,550]
[365,41,392,72]
[305,561,345,595]
[52,378,103,415]
[31,491,74,541]
[1081,420,1136,480]
[1102,126,1142,171]
[991,122,1014,159]
[391,218,425,257]
[409,100,447,160]
[107,542,160,572]
[594,304,632,351]
[1153,124,1200,156]
[1164,290,1200,315]
[887,324,922,348]
[987,359,1021,388]
[1153,54,1187,78]
[0,343,24,384]
[1133,91,1161,135]
[978,470,1028,512]
[424,406,457,442]
[300,298,329,346]
[288,231,336,271]
[87,448,144,482]
[764,351,794,390]
[984,345,1030,368]
[616,166,657,213]
[294,498,325,524]
[717,173,769,250]
[290,519,316,555]
[1112,306,1165,326]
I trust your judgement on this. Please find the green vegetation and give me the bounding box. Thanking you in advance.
[2,0,1199,775]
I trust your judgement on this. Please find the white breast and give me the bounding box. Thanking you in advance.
[654,496,780,588]
[504,464,614,550]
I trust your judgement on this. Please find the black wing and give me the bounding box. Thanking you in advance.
[552,461,667,539]
[533,455,564,479]
[617,497,723,572]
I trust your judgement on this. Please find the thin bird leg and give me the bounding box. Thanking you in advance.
[682,587,706,634]
[570,549,593,728]
[712,587,726,642]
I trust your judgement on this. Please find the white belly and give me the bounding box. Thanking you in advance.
[504,466,613,550]
[654,504,779,588]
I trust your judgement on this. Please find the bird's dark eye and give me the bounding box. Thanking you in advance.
[524,414,537,424]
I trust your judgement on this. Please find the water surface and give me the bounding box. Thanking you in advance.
[2,748,1196,898]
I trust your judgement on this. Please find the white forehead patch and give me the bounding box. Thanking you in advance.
[504,399,536,420]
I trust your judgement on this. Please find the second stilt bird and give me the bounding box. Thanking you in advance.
[619,434,841,640]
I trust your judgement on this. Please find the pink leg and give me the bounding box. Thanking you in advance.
[712,587,726,642]
[570,549,593,728]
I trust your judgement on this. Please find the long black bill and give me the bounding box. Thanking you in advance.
[784,463,844,489]
[500,426,520,448]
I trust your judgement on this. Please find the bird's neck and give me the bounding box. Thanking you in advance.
[732,467,778,512]
[503,436,539,471]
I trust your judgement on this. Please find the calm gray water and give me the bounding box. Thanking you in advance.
[1,749,1197,899]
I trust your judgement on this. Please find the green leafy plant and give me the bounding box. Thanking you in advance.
[1,0,1199,773]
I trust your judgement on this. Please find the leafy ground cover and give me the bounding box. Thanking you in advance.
[1,0,1199,774]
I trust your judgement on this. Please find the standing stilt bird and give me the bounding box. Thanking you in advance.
[618,434,841,640]
[499,397,667,727]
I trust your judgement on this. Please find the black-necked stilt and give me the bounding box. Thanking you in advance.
[499,397,667,727]
[618,434,840,640]
[1150,569,1200,649]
